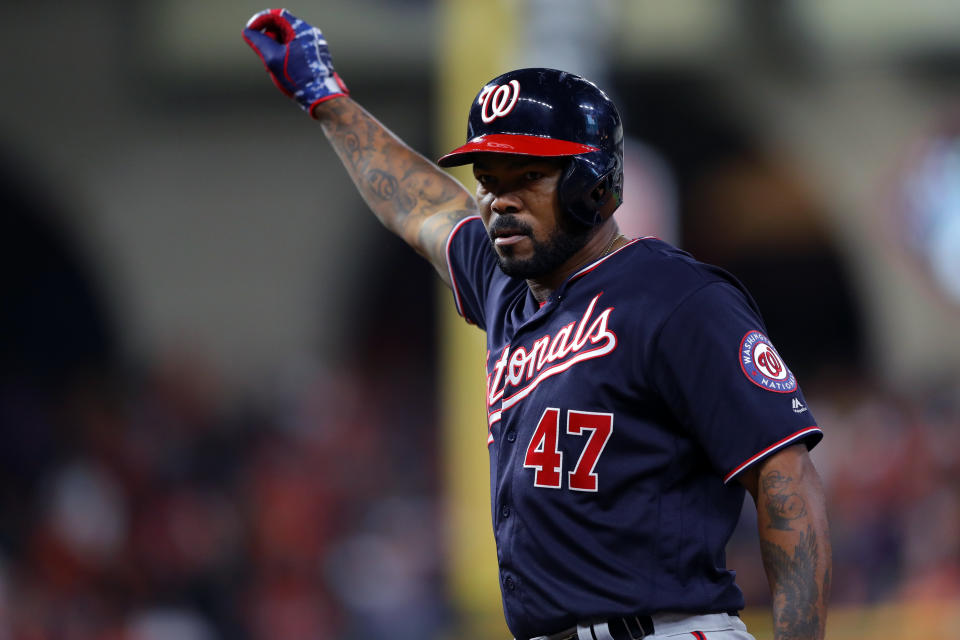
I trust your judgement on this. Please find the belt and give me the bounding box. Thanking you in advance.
[533,615,656,640]
[529,611,742,640]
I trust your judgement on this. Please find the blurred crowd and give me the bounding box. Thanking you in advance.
[0,352,447,640]
[1,151,450,639]
[729,379,960,610]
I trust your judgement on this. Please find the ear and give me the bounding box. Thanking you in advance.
[590,184,607,202]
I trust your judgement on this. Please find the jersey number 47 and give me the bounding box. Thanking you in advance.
[523,407,613,492]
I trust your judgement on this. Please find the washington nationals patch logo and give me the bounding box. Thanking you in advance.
[478,80,520,123]
[739,330,797,393]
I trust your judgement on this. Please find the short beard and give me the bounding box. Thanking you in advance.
[490,215,594,280]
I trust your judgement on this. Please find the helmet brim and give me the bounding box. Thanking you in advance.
[437,134,598,167]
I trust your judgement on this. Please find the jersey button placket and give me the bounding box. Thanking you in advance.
[494,412,517,584]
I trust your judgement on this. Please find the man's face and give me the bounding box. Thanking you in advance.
[473,154,591,280]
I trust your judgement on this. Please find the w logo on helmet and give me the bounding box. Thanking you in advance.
[478,80,520,123]
[437,68,624,227]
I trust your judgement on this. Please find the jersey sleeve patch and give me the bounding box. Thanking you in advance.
[739,330,797,393]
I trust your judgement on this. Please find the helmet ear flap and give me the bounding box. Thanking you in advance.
[559,153,624,228]
[592,172,622,219]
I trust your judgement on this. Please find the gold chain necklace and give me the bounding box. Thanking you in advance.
[600,233,625,258]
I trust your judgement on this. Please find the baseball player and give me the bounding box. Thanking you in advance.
[243,10,831,640]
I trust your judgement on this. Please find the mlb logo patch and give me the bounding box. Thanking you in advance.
[739,330,797,393]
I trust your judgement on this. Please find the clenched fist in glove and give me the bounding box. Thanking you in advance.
[242,9,348,116]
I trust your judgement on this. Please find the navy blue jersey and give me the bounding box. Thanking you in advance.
[445,217,822,640]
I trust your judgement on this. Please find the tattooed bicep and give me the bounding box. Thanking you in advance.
[761,469,808,531]
[415,208,476,281]
[755,444,815,531]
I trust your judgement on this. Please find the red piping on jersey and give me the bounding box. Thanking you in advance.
[569,238,642,282]
[446,216,482,322]
[723,426,822,484]
[691,632,707,640]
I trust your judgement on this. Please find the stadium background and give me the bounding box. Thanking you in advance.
[2,1,959,638]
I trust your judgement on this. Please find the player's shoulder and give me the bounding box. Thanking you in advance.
[614,236,757,315]
[626,237,740,291]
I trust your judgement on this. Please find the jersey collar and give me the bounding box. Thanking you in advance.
[568,237,643,283]
[535,237,646,309]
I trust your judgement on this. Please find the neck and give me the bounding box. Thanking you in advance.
[528,223,624,304]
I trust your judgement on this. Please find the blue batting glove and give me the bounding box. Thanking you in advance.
[242,8,349,117]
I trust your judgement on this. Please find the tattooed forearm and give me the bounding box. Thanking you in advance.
[762,470,808,531]
[755,448,831,640]
[761,527,821,640]
[342,131,363,169]
[367,169,399,201]
[320,100,416,223]
[315,98,476,268]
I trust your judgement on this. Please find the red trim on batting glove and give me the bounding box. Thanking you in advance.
[308,93,349,118]
[246,9,296,43]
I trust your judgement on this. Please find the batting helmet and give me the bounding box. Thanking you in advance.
[438,68,623,227]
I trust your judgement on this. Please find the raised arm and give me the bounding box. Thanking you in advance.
[242,8,477,285]
[740,444,831,640]
[312,98,477,283]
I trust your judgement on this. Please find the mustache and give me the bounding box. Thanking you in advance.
[488,215,533,241]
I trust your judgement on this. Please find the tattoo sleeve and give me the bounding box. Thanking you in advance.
[756,446,831,640]
[314,98,477,284]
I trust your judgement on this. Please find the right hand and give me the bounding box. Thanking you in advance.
[242,8,349,117]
